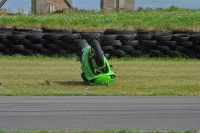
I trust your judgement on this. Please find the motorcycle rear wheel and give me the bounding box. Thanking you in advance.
[91,39,104,67]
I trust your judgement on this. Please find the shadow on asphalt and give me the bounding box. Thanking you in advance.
[54,81,85,86]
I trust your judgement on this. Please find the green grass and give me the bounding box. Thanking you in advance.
[0,55,200,96]
[1,7,200,32]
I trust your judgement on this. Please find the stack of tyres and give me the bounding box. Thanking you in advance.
[117,34,137,57]
[25,33,44,55]
[172,34,191,58]
[58,33,81,56]
[191,34,200,58]
[2,32,26,55]
[0,28,200,59]
[99,35,118,58]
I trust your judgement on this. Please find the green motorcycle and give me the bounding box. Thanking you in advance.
[77,39,116,85]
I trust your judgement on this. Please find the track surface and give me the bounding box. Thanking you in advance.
[0,96,200,131]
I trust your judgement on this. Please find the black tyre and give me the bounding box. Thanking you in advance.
[26,33,44,41]
[81,32,100,39]
[111,49,126,58]
[137,46,152,52]
[137,34,153,40]
[0,28,13,35]
[19,40,32,48]
[30,44,43,50]
[7,34,26,40]
[172,34,190,42]
[3,49,11,55]
[54,40,64,47]
[102,46,113,52]
[81,72,88,82]
[43,33,62,41]
[47,51,57,56]
[149,50,161,57]
[38,39,51,46]
[78,41,90,49]
[163,41,177,47]
[130,50,142,57]
[153,34,173,41]
[21,49,34,56]
[120,45,134,51]
[192,42,200,47]
[0,33,8,40]
[12,31,31,35]
[178,41,193,48]
[124,49,135,56]
[161,41,177,51]
[40,48,49,55]
[107,40,121,49]
[117,34,137,40]
[10,45,24,51]
[176,46,186,52]
[1,40,15,48]
[126,40,139,47]
[156,45,171,51]
[142,40,157,47]
[66,44,77,53]
[60,33,81,40]
[190,34,200,42]
[99,35,118,41]
[47,44,60,50]
[73,39,87,46]
[0,43,4,50]
[91,39,104,67]
[193,46,200,52]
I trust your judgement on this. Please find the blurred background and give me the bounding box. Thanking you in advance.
[0,0,199,14]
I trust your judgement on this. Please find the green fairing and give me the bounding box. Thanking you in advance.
[80,45,116,86]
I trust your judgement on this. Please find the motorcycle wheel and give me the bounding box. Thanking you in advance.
[91,39,104,67]
[81,72,90,85]
[81,72,88,81]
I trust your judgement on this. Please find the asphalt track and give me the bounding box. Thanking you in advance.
[0,96,200,131]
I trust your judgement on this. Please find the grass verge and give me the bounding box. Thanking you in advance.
[0,55,200,96]
[0,7,200,32]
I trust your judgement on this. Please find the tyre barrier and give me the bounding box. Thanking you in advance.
[0,28,200,59]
